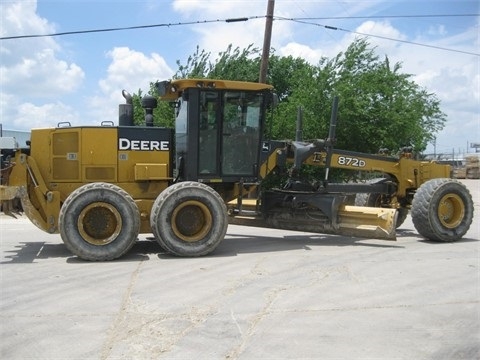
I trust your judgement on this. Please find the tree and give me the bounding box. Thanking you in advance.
[132,38,446,154]
[174,46,211,79]
[131,45,263,127]
[324,39,445,153]
[174,44,262,81]
[270,39,445,154]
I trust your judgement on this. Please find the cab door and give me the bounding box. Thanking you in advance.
[220,91,263,179]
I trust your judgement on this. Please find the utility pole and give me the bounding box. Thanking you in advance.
[259,0,275,83]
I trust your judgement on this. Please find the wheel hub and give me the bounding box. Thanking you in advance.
[171,200,212,242]
[78,202,122,245]
[438,193,464,229]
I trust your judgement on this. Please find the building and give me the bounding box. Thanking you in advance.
[0,128,31,148]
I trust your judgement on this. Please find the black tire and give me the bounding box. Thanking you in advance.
[150,181,228,257]
[355,193,408,228]
[355,192,382,207]
[395,207,408,228]
[59,182,140,261]
[411,178,474,241]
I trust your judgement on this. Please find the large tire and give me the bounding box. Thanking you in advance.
[59,182,140,261]
[411,178,474,241]
[355,192,408,228]
[150,181,228,257]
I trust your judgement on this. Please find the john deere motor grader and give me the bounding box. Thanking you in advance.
[0,79,474,260]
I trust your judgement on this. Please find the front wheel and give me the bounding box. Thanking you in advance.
[411,179,474,241]
[150,181,228,256]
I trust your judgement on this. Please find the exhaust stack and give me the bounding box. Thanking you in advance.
[119,90,133,126]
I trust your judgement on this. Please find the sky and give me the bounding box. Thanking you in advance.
[0,0,479,156]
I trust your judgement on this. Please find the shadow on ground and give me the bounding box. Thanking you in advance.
[2,230,477,264]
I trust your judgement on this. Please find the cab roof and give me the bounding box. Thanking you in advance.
[156,78,273,100]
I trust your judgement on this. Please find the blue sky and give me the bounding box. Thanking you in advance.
[1,0,478,156]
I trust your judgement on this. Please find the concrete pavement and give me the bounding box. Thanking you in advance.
[1,180,479,359]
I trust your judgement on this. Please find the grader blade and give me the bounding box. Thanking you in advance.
[230,196,398,241]
[337,205,397,240]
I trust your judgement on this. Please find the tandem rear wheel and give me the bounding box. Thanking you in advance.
[150,181,228,256]
[59,182,140,261]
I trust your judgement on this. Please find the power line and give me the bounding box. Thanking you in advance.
[0,16,259,40]
[287,14,479,21]
[277,17,480,57]
[1,14,477,41]
[0,13,478,57]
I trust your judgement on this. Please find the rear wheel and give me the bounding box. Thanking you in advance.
[150,181,228,256]
[411,178,474,241]
[59,182,140,260]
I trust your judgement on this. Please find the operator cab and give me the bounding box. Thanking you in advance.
[157,79,274,184]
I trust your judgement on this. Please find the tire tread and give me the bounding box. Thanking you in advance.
[59,182,140,261]
[411,178,473,241]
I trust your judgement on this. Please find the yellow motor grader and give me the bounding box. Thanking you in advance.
[0,79,474,260]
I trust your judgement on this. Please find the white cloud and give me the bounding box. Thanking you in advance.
[389,25,479,154]
[0,0,84,130]
[14,102,78,129]
[0,1,84,88]
[2,48,84,97]
[0,91,78,131]
[278,20,407,61]
[354,20,406,52]
[0,1,58,63]
[279,42,323,64]
[86,47,174,125]
[99,47,172,95]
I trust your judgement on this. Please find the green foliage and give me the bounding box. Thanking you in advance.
[131,89,144,126]
[175,46,211,79]
[209,44,262,81]
[131,45,267,129]
[131,84,175,128]
[270,38,446,153]
[132,38,446,153]
[174,44,262,81]
[327,39,445,153]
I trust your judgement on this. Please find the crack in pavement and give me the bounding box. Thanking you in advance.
[100,259,145,360]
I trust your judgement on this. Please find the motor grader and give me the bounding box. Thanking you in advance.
[0,79,474,260]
